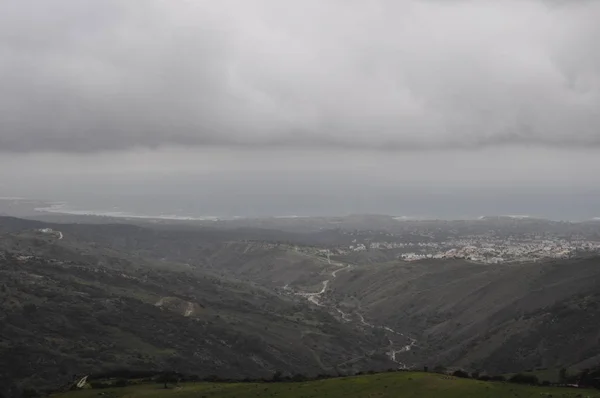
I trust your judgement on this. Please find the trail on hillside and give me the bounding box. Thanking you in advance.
[288,258,417,369]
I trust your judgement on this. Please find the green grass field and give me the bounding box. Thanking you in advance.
[53,372,600,398]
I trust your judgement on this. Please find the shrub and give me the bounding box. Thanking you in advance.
[272,371,283,382]
[509,373,539,385]
[20,388,39,398]
[114,379,129,388]
[452,370,470,378]
[89,381,112,389]
[291,374,308,382]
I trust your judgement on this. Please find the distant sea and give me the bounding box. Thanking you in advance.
[16,189,600,222]
[34,201,225,221]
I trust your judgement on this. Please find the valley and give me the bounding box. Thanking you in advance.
[1,215,600,396]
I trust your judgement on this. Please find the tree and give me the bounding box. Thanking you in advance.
[272,371,283,382]
[577,366,600,389]
[452,370,470,378]
[509,373,539,385]
[291,374,307,382]
[559,367,568,383]
[157,373,178,389]
[114,379,128,388]
[20,388,39,398]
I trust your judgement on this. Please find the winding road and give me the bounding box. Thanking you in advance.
[288,258,417,368]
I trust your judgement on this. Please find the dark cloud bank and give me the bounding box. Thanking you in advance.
[1,0,599,153]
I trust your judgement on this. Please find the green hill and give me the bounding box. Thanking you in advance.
[0,228,393,394]
[53,372,600,398]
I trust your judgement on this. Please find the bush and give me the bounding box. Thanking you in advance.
[577,367,600,389]
[509,373,539,385]
[478,375,491,382]
[89,381,112,389]
[272,371,283,382]
[91,369,158,380]
[157,373,180,388]
[291,374,307,382]
[452,370,470,378]
[490,375,506,382]
[20,388,39,398]
[114,379,129,388]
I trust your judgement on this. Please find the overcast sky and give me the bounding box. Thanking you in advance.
[1,0,600,217]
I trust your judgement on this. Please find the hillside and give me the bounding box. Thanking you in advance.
[3,216,600,396]
[328,257,600,373]
[0,229,395,396]
[52,372,600,398]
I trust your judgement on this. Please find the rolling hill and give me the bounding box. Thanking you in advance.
[52,371,600,398]
[2,215,600,396]
[0,226,394,396]
[327,257,600,373]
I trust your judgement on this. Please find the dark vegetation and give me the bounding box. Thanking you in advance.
[0,220,395,397]
[2,216,600,397]
[329,256,600,374]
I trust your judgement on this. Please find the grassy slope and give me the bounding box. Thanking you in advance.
[53,372,600,398]
[0,231,396,392]
[330,257,600,372]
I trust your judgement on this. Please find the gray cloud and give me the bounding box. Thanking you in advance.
[1,0,599,153]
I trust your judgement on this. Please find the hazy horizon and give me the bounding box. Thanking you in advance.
[1,1,599,220]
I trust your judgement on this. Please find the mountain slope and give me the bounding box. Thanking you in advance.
[328,257,600,372]
[0,230,394,395]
